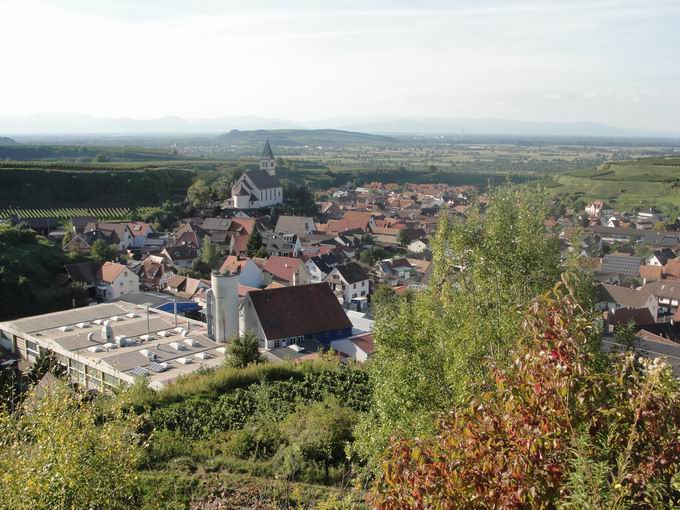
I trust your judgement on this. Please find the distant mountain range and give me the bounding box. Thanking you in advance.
[0,113,675,138]
[0,136,16,144]
[215,129,396,146]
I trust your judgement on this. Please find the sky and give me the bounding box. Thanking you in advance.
[0,0,678,131]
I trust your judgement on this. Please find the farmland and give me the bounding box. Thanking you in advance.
[0,206,161,221]
[543,156,680,214]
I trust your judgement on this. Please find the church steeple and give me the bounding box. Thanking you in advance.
[260,138,276,176]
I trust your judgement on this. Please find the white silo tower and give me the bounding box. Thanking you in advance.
[211,270,239,342]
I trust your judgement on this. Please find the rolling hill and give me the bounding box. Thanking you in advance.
[214,129,397,147]
[0,136,16,145]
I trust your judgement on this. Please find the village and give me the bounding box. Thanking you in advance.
[2,140,679,392]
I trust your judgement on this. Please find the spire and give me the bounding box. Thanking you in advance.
[261,138,274,160]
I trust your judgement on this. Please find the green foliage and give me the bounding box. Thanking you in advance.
[90,238,118,262]
[0,224,88,321]
[147,363,371,439]
[27,350,66,383]
[0,384,144,510]
[397,229,409,247]
[614,321,638,352]
[246,225,266,258]
[187,178,211,208]
[370,285,680,509]
[200,235,220,269]
[277,399,357,481]
[225,332,263,368]
[210,167,241,200]
[282,183,319,217]
[355,184,562,465]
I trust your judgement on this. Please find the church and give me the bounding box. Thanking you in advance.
[229,140,283,210]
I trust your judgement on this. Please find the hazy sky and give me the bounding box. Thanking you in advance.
[1,0,678,131]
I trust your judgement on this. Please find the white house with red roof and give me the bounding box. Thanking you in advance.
[96,262,140,301]
[219,255,263,288]
[127,222,154,248]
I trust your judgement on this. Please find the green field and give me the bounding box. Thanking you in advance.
[544,156,680,213]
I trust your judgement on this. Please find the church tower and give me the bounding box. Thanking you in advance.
[260,139,276,176]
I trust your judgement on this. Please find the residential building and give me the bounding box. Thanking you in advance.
[262,256,311,286]
[241,283,353,350]
[219,255,263,288]
[275,215,316,238]
[96,262,140,301]
[324,262,370,304]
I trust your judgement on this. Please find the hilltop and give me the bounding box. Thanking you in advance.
[215,128,396,147]
[0,136,16,144]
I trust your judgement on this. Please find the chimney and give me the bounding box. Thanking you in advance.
[293,268,298,286]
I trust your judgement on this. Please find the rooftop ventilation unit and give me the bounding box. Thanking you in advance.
[216,346,227,354]
[87,332,94,342]
[76,322,90,329]
[59,326,73,332]
[289,344,305,352]
[158,331,171,338]
[194,352,212,360]
[183,338,200,347]
[139,334,154,342]
[110,316,122,322]
[130,366,150,377]
[173,326,184,333]
[93,319,104,325]
[176,357,192,365]
[103,342,117,350]
[126,312,138,318]
[115,335,127,347]
[88,345,103,353]
[147,361,170,372]
[169,341,186,351]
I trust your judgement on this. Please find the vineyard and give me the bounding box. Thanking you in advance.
[0,206,161,221]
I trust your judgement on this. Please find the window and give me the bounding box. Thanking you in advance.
[361,291,366,296]
[352,293,357,299]
[25,340,40,357]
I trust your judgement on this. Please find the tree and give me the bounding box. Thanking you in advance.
[278,399,357,481]
[0,384,144,509]
[397,229,409,247]
[187,178,211,209]
[371,284,398,310]
[614,320,638,352]
[0,224,89,321]
[225,332,263,368]
[370,285,680,509]
[61,220,74,248]
[200,235,220,270]
[90,239,118,262]
[27,350,66,383]
[354,185,562,465]
[246,226,266,258]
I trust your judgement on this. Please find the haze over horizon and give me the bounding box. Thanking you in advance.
[1,0,679,134]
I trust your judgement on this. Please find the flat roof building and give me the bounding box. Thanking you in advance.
[0,302,226,391]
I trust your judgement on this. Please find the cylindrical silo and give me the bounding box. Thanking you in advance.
[211,270,239,342]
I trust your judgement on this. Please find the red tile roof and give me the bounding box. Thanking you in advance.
[100,262,126,283]
[263,256,303,283]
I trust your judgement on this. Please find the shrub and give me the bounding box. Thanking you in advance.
[370,284,680,509]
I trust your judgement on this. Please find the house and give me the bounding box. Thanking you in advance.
[160,245,198,268]
[305,254,338,283]
[62,261,102,294]
[324,262,370,305]
[241,283,353,350]
[139,255,172,290]
[408,239,429,253]
[219,255,263,289]
[262,256,311,286]
[127,222,154,248]
[376,258,415,283]
[262,230,301,257]
[275,215,317,238]
[96,262,140,301]
[647,248,676,267]
[331,333,374,363]
[228,140,283,209]
[585,200,613,218]
[83,222,134,251]
[164,275,210,301]
[327,211,375,234]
